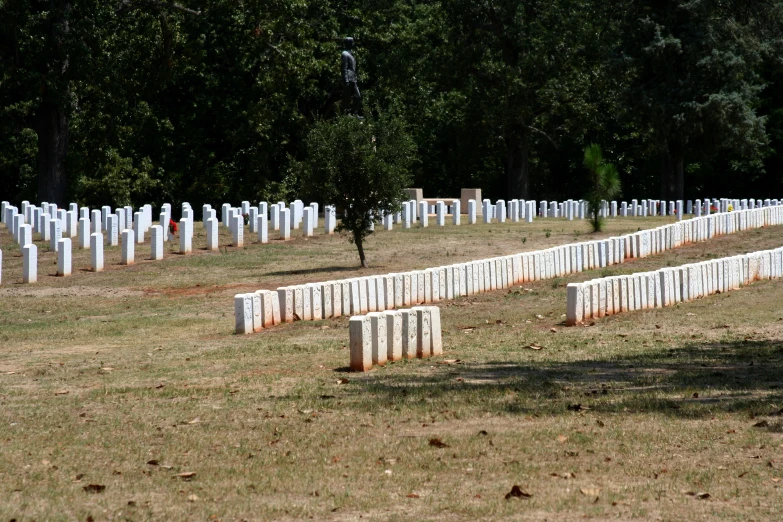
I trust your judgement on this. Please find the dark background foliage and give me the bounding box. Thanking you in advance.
[1,0,782,212]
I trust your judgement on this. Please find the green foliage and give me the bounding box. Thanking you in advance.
[583,143,621,232]
[0,0,782,207]
[300,113,415,267]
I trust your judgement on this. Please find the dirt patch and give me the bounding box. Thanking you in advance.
[0,285,143,299]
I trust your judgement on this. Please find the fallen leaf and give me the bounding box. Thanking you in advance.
[101,367,115,372]
[580,487,601,497]
[535,315,544,319]
[550,328,557,333]
[738,471,748,478]
[567,404,591,412]
[154,384,165,389]
[83,484,105,493]
[174,472,196,480]
[429,437,450,448]
[565,451,579,457]
[754,420,770,428]
[146,460,159,466]
[686,313,696,316]
[684,491,710,499]
[406,493,420,498]
[524,343,544,350]
[337,378,349,385]
[320,325,330,330]
[458,325,477,331]
[557,434,568,443]
[438,359,462,365]
[55,390,69,396]
[187,418,200,424]
[478,430,488,436]
[187,494,199,502]
[596,420,605,427]
[773,478,781,483]
[692,392,699,398]
[505,485,532,500]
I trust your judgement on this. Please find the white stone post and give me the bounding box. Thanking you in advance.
[90,233,104,272]
[280,208,291,240]
[349,315,372,372]
[134,212,144,243]
[121,230,134,265]
[222,203,231,227]
[40,213,51,241]
[107,215,118,246]
[452,200,461,225]
[248,207,258,234]
[151,225,164,260]
[303,207,314,236]
[49,218,62,251]
[180,218,192,254]
[231,215,244,247]
[419,201,428,227]
[271,204,280,231]
[78,217,90,249]
[234,294,254,335]
[57,238,72,276]
[22,244,37,283]
[497,200,507,222]
[206,217,219,250]
[90,209,101,234]
[257,214,268,244]
[436,201,445,226]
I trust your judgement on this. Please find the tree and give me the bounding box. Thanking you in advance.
[583,143,620,232]
[300,113,414,267]
[620,0,773,201]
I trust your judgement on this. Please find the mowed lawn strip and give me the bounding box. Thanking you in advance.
[0,220,782,520]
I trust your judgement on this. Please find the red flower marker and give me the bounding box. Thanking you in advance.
[169,220,179,234]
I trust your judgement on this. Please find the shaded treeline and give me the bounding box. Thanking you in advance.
[1,0,783,211]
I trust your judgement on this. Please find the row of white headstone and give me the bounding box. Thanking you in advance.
[0,199,202,283]
[349,307,443,372]
[566,246,783,325]
[233,204,783,334]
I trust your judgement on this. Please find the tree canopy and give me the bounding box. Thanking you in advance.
[1,0,782,208]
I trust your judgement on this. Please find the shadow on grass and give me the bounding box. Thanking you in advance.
[266,265,379,277]
[346,340,783,419]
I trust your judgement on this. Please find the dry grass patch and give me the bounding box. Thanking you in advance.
[1,219,782,520]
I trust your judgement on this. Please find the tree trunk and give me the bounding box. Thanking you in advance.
[353,230,368,268]
[34,102,69,206]
[660,143,685,201]
[506,130,530,199]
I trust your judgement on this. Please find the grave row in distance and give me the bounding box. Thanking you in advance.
[566,246,783,325]
[234,204,783,334]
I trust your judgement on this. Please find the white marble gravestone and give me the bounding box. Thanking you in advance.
[151,225,164,260]
[23,244,37,283]
[90,233,104,272]
[57,238,72,276]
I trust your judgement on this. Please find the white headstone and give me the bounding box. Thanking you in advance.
[151,225,164,260]
[22,244,37,283]
[180,218,192,254]
[349,315,373,371]
[49,218,62,251]
[90,233,104,272]
[133,212,144,243]
[57,238,71,276]
[280,208,291,240]
[231,215,244,247]
[257,214,268,244]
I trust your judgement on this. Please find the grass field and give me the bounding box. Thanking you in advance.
[1,217,782,521]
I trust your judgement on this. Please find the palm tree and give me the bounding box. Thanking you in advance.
[583,144,621,232]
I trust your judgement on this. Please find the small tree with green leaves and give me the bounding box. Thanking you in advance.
[583,143,621,233]
[301,114,414,267]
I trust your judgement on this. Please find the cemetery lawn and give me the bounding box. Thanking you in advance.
[1,218,783,521]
